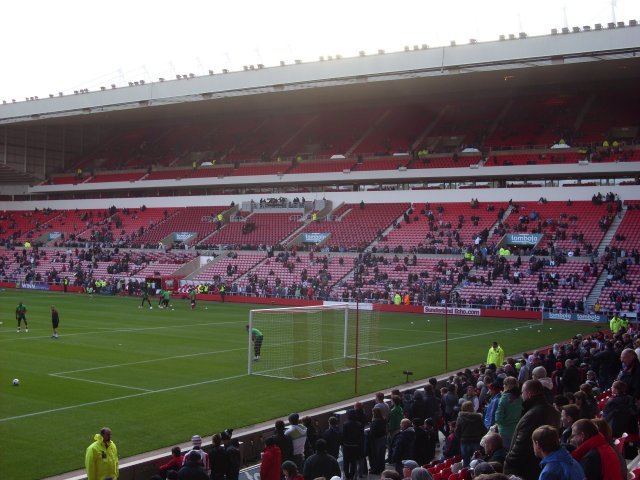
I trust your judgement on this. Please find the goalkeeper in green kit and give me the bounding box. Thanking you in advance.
[246,325,263,361]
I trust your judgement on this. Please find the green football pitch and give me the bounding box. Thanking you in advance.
[0,289,599,479]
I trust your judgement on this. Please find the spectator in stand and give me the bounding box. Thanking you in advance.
[302,439,341,480]
[532,425,584,480]
[455,400,487,467]
[504,380,561,480]
[409,466,432,480]
[374,391,391,420]
[273,420,294,465]
[342,409,365,480]
[531,366,554,404]
[178,450,209,480]
[462,385,480,412]
[367,407,388,474]
[561,359,581,395]
[222,429,240,480]
[285,413,307,471]
[443,385,459,429]
[260,437,282,480]
[440,420,460,460]
[391,418,416,475]
[482,432,508,465]
[281,460,304,480]
[593,341,618,391]
[483,382,502,430]
[302,416,318,459]
[401,460,419,480]
[618,348,640,399]
[323,416,342,460]
[387,395,404,458]
[182,435,209,474]
[603,380,639,439]
[209,434,227,480]
[559,404,581,450]
[494,376,522,450]
[570,419,627,480]
[423,385,442,429]
[159,446,183,478]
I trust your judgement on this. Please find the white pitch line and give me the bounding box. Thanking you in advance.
[0,319,243,343]
[50,374,153,392]
[50,345,247,375]
[0,372,248,423]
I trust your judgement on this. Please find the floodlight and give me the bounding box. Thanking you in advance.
[583,26,591,31]
[617,21,625,27]
[594,23,602,30]
[572,27,580,33]
[519,32,527,38]
[508,34,515,39]
[209,70,214,75]
[49,93,54,97]
[100,86,106,91]
[140,80,145,85]
[562,27,570,34]
[223,69,229,73]
[499,34,506,40]
[629,20,637,26]
[189,73,195,78]
[243,66,248,71]
[607,22,615,29]
[59,92,64,96]
[176,74,181,79]
[111,84,116,89]
[469,38,477,44]
[551,28,558,35]
[128,82,134,86]
[159,77,164,82]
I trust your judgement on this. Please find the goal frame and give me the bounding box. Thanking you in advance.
[247,302,384,381]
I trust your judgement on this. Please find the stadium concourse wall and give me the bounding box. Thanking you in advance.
[3,184,640,212]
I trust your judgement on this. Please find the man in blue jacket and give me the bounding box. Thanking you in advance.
[532,425,584,480]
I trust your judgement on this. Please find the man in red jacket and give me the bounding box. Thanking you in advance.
[570,419,627,480]
[259,436,282,480]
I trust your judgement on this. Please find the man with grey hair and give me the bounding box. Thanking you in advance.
[619,348,640,399]
[531,366,553,403]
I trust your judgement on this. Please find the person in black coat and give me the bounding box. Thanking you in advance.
[342,409,364,480]
[367,407,387,474]
[423,385,442,427]
[413,418,438,466]
[209,434,227,480]
[504,380,561,480]
[273,420,294,464]
[323,416,342,460]
[603,380,639,438]
[178,450,209,480]
[619,349,640,400]
[561,359,581,394]
[390,418,416,475]
[302,439,341,480]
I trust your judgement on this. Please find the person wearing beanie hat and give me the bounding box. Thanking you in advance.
[182,434,210,473]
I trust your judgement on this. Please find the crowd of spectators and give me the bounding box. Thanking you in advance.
[153,324,640,480]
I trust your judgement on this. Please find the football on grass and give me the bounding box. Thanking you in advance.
[12,378,20,386]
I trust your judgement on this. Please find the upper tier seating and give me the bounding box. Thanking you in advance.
[287,159,357,174]
[485,151,585,167]
[87,172,145,183]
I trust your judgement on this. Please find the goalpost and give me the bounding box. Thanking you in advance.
[247,303,386,380]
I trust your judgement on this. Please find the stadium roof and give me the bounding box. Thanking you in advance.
[1,25,639,126]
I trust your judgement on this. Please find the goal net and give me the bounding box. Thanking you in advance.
[248,303,385,380]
